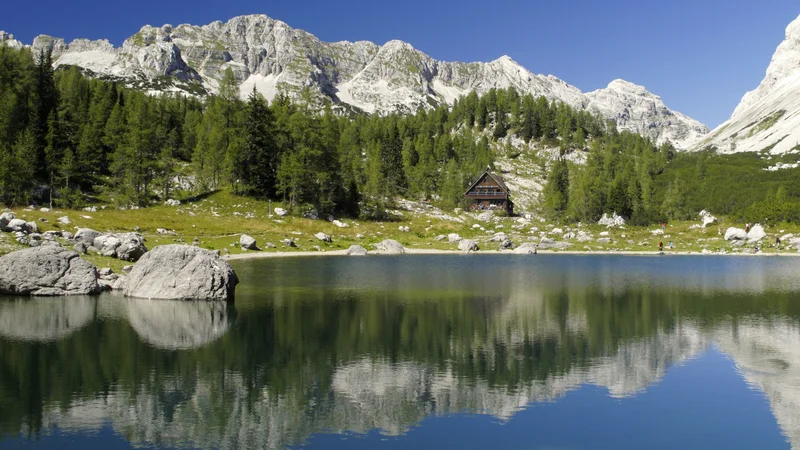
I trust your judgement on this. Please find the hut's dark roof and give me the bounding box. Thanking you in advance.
[464,168,510,196]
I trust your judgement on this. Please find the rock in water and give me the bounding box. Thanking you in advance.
[346,245,368,256]
[240,234,259,250]
[375,239,405,254]
[0,246,101,296]
[458,239,479,252]
[124,245,238,301]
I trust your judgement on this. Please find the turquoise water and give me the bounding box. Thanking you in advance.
[1,254,800,449]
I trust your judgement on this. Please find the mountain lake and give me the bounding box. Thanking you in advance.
[1,254,799,449]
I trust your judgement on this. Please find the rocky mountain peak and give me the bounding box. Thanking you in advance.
[3,14,708,149]
[606,79,658,98]
[733,14,800,118]
[695,13,800,154]
[0,31,23,49]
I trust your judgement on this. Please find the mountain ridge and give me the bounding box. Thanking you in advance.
[696,13,800,155]
[0,14,708,149]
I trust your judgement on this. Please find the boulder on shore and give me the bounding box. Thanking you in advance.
[458,239,479,252]
[346,245,368,256]
[123,245,239,301]
[74,228,101,246]
[724,227,748,241]
[0,212,15,231]
[747,224,766,242]
[240,234,259,250]
[93,232,148,261]
[0,246,101,296]
[514,243,538,254]
[374,239,405,254]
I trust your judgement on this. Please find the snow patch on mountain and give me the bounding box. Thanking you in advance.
[697,13,800,154]
[239,74,280,102]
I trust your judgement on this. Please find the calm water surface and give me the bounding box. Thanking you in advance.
[1,254,800,449]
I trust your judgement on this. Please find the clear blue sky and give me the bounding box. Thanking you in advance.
[2,0,798,128]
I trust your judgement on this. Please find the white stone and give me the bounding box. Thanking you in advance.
[747,225,766,242]
[447,233,462,243]
[724,228,748,241]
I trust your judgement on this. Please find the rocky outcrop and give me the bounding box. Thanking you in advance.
[587,80,708,149]
[0,246,101,296]
[315,232,332,243]
[696,13,800,154]
[747,224,766,242]
[514,242,538,254]
[374,239,405,254]
[93,232,148,261]
[0,14,706,149]
[123,245,238,301]
[724,227,748,241]
[458,239,479,252]
[240,234,259,250]
[346,245,368,256]
[598,212,626,227]
[74,228,101,246]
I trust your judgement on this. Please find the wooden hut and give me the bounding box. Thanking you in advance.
[464,168,513,214]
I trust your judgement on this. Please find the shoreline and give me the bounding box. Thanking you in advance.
[224,248,800,260]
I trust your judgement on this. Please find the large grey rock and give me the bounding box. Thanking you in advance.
[346,245,368,256]
[375,239,405,254]
[7,219,32,233]
[94,234,122,256]
[447,233,462,243]
[116,233,148,261]
[514,243,538,254]
[458,239,479,252]
[240,234,259,250]
[598,213,625,227]
[0,246,101,296]
[0,212,14,231]
[499,238,514,250]
[93,232,148,261]
[489,232,508,242]
[747,225,766,242]
[123,245,238,301]
[74,228,101,245]
[315,232,332,243]
[724,227,748,241]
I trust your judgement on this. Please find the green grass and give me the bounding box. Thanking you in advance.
[3,189,799,273]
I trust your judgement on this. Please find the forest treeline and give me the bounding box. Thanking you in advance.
[1,44,799,224]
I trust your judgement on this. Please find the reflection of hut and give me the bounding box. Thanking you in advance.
[464,167,513,214]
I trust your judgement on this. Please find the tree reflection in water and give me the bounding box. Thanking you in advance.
[1,255,799,449]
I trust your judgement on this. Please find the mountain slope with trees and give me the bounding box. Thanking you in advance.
[2,44,800,226]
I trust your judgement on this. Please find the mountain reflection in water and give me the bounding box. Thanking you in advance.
[1,254,799,449]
